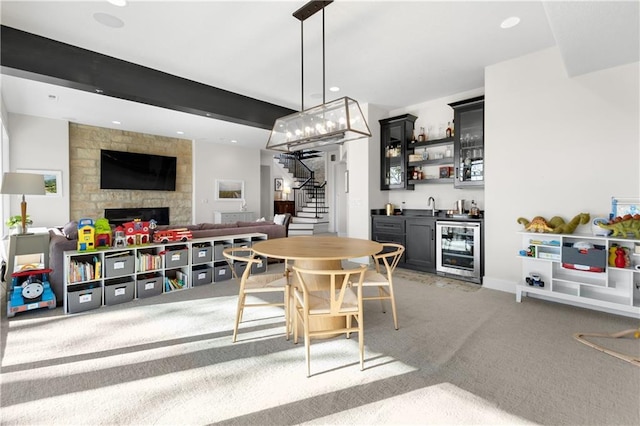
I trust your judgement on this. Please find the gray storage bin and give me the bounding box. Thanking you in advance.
[192,245,212,264]
[105,279,135,305]
[214,242,233,260]
[251,257,267,274]
[104,254,135,277]
[214,264,232,282]
[164,248,188,268]
[68,285,102,314]
[192,265,213,286]
[562,244,606,270]
[136,275,163,298]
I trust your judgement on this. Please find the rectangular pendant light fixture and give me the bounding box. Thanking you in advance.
[266,1,371,152]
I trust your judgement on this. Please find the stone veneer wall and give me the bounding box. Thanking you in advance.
[69,123,192,225]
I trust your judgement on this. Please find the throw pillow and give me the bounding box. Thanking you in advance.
[256,217,266,222]
[62,220,78,240]
[273,214,286,225]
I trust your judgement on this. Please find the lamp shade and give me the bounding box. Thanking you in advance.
[266,97,371,152]
[0,172,46,196]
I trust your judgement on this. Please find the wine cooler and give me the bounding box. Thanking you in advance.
[436,221,482,284]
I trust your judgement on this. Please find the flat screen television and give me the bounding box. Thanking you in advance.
[100,149,177,191]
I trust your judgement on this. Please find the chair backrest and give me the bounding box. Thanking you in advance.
[222,247,263,281]
[372,243,405,278]
[293,265,367,315]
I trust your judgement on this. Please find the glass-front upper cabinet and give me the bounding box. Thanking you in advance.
[450,96,484,188]
[379,114,416,190]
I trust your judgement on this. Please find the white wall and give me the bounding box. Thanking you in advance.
[6,113,69,229]
[193,141,260,224]
[483,47,639,292]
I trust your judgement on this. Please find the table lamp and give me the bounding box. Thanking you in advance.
[282,186,291,201]
[0,172,46,234]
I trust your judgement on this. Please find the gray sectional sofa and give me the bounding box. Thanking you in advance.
[47,213,292,305]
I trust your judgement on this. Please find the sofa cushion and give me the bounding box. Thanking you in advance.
[62,221,78,240]
[199,223,238,230]
[237,221,275,227]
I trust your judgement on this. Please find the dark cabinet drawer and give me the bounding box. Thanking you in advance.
[372,217,404,234]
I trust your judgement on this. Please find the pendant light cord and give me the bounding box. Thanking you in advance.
[301,20,304,111]
[322,8,325,104]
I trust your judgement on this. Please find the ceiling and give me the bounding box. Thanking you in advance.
[1,1,638,150]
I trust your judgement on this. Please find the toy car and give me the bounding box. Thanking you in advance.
[525,273,544,287]
[7,268,56,317]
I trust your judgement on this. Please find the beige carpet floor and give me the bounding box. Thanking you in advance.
[1,265,639,425]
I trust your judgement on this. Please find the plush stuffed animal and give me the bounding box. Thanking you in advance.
[517,213,590,234]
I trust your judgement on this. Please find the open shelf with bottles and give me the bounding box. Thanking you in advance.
[407,136,455,184]
[63,232,268,314]
[517,231,640,318]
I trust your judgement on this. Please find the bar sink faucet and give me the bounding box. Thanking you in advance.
[427,197,436,216]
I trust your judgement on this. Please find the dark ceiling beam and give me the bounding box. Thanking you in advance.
[0,25,295,130]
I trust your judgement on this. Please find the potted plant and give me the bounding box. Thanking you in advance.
[6,215,32,234]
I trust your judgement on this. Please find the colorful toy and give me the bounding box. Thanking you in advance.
[597,214,640,238]
[517,213,590,234]
[122,219,151,245]
[94,218,112,248]
[113,226,127,248]
[525,273,544,287]
[7,268,56,317]
[615,247,630,268]
[153,228,193,243]
[77,218,96,251]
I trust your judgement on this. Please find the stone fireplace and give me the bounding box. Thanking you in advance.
[69,123,192,225]
[104,207,170,227]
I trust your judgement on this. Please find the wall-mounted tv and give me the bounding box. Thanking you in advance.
[100,149,177,191]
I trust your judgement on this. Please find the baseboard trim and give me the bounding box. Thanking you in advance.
[482,276,516,293]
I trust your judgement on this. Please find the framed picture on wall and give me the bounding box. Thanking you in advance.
[274,178,283,191]
[215,179,244,200]
[17,169,62,197]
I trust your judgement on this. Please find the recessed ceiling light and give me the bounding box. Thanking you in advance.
[93,12,124,28]
[112,120,121,125]
[329,86,340,92]
[107,0,127,6]
[176,131,184,135]
[500,16,520,29]
[231,140,238,143]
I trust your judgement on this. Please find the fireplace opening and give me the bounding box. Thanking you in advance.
[104,207,170,227]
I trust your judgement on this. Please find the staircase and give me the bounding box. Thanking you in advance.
[275,152,329,236]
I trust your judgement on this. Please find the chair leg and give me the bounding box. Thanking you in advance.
[232,294,245,343]
[304,319,311,377]
[358,313,364,371]
[284,286,290,341]
[346,314,352,339]
[378,286,387,313]
[391,292,398,330]
[389,287,399,330]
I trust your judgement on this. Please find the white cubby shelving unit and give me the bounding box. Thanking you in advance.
[63,233,268,315]
[517,231,640,318]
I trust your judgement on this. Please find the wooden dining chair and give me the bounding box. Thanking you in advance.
[356,243,405,330]
[292,264,367,377]
[223,247,291,343]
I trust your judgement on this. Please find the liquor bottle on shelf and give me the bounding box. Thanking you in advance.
[411,129,417,143]
[418,127,426,142]
[446,121,452,138]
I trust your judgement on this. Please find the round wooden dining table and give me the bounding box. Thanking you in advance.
[252,235,383,271]
[252,236,383,336]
